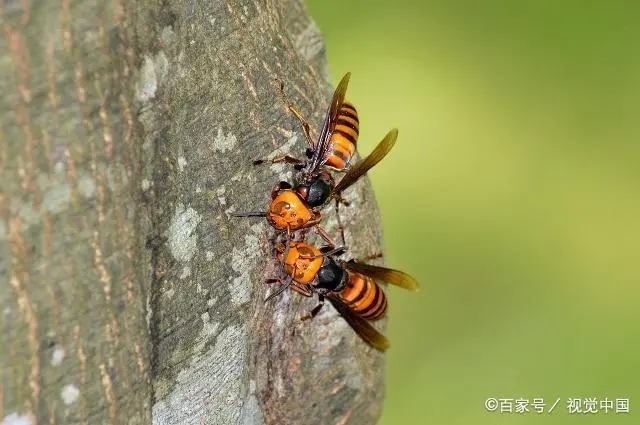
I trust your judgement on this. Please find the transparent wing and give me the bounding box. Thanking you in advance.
[344,261,419,292]
[327,295,390,352]
[333,128,398,194]
[308,73,351,173]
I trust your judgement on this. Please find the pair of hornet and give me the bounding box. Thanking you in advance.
[232,73,419,351]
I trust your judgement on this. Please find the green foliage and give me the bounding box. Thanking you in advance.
[307,1,640,423]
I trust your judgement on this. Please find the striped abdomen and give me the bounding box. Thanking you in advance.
[338,272,387,320]
[325,101,359,171]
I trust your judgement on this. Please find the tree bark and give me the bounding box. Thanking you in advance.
[0,1,386,425]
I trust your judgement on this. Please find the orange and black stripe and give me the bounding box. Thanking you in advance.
[339,272,387,320]
[325,101,359,170]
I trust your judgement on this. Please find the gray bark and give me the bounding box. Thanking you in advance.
[0,1,386,424]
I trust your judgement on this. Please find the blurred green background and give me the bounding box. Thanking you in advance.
[305,1,639,423]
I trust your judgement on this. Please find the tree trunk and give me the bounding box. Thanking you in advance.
[0,1,386,424]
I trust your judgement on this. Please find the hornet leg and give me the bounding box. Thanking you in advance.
[315,225,339,249]
[306,245,347,260]
[291,283,314,297]
[358,253,384,262]
[276,79,315,148]
[264,275,294,302]
[301,295,325,321]
[334,198,347,246]
[253,155,304,166]
[335,193,351,207]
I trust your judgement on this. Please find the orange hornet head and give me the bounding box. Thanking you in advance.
[267,190,320,231]
[276,242,324,284]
